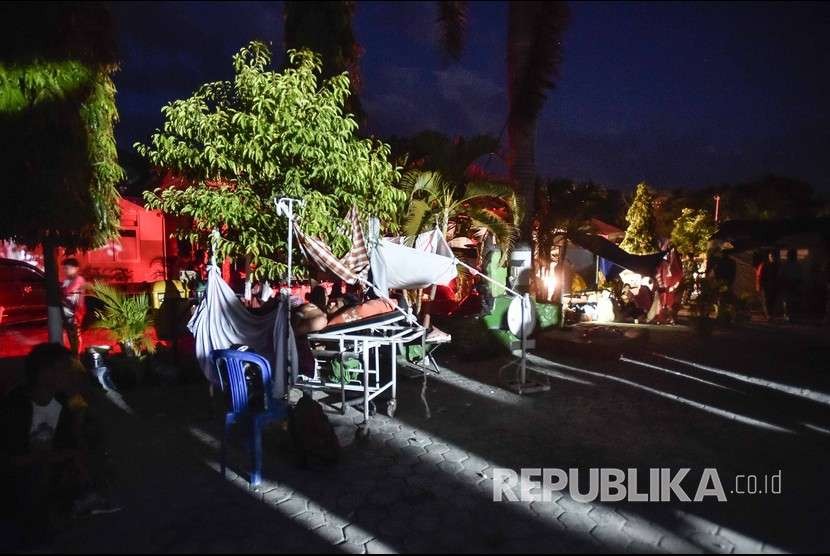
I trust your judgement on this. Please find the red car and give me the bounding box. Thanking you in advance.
[0,258,47,326]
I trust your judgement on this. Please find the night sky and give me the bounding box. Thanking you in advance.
[111,1,830,190]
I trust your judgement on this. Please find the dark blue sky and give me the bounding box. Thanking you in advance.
[111,1,830,190]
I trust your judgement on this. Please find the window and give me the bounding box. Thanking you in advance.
[86,229,139,263]
[117,229,139,262]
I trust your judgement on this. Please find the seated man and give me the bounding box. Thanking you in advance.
[1,344,114,545]
[292,287,399,377]
[293,286,329,336]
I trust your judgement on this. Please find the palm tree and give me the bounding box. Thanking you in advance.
[283,1,364,121]
[507,2,570,241]
[399,168,518,325]
[390,130,518,250]
[400,169,519,253]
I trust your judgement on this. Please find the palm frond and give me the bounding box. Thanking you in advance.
[403,198,434,238]
[88,281,154,354]
[399,170,443,198]
[460,179,517,204]
[467,207,517,255]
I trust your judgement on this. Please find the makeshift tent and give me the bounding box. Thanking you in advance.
[567,230,664,277]
[188,265,296,397]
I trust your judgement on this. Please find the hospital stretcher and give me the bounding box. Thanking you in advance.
[295,311,447,422]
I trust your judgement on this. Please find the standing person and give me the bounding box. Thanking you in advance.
[60,259,86,357]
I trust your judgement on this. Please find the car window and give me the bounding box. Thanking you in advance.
[1,264,43,282]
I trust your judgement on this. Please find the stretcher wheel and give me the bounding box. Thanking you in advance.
[368,401,377,417]
[386,399,397,418]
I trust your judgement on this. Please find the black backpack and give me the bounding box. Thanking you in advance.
[288,391,340,466]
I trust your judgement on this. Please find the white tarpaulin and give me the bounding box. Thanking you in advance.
[188,266,295,396]
[370,231,458,295]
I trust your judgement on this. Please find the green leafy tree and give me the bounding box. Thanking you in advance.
[620,182,659,255]
[0,2,123,340]
[670,208,716,260]
[670,208,718,326]
[139,43,404,280]
[670,208,716,274]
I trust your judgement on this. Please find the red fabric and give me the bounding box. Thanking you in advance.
[656,249,683,291]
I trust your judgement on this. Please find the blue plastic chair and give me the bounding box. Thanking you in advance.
[210,349,288,486]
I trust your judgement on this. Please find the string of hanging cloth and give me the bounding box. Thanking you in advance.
[291,208,458,296]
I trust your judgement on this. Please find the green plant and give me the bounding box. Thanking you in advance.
[139,43,404,281]
[620,183,658,255]
[89,282,155,355]
[400,169,519,256]
[670,208,716,273]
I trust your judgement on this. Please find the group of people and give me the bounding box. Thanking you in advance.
[754,248,822,322]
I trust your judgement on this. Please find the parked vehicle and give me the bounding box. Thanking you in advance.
[0,258,47,326]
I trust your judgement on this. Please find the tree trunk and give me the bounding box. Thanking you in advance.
[507,2,540,243]
[43,238,63,343]
[510,121,537,243]
[508,3,540,295]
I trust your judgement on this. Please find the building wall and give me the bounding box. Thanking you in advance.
[1,197,168,285]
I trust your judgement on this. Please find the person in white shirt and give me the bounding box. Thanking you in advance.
[1,343,116,547]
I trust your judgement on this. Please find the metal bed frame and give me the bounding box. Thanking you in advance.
[296,312,427,422]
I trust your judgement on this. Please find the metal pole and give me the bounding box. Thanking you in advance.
[286,199,293,289]
[520,294,527,390]
[275,197,304,288]
[454,258,522,298]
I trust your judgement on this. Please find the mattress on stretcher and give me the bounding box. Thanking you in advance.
[317,311,405,334]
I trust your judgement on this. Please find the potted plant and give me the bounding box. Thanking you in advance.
[89,282,155,386]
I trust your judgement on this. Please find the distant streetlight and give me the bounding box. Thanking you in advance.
[713,194,721,222]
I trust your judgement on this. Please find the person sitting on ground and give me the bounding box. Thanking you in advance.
[0,344,115,545]
[632,277,654,319]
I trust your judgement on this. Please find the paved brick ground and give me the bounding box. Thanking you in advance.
[5,322,830,553]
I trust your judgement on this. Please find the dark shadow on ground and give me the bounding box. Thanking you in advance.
[3,376,344,554]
